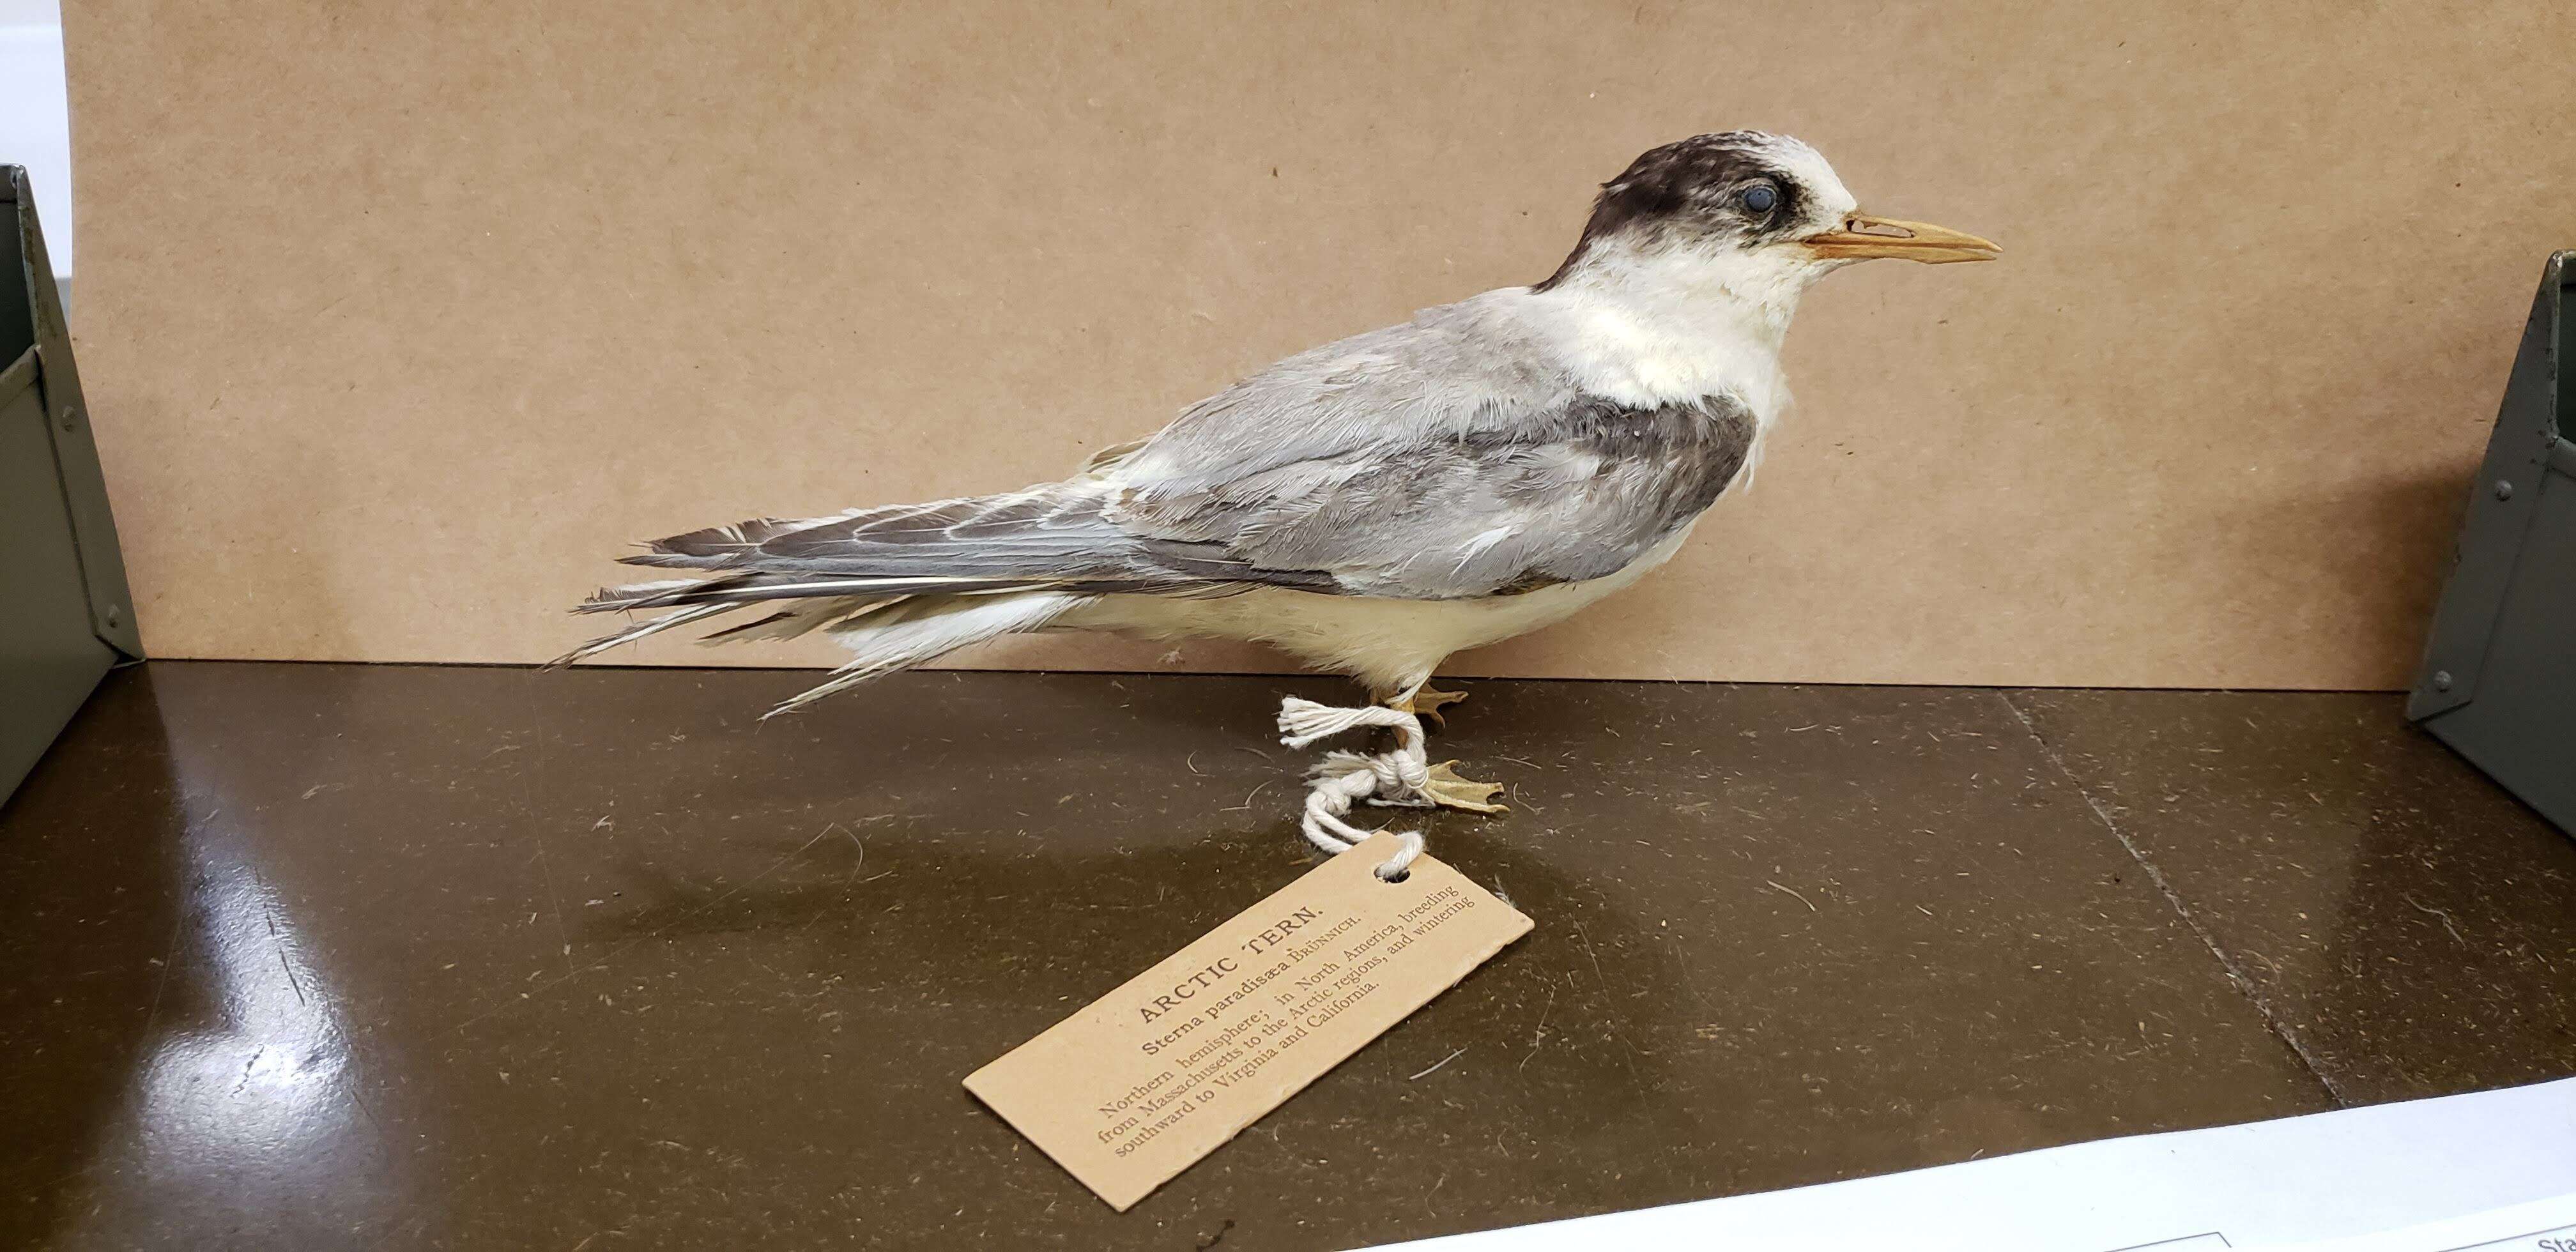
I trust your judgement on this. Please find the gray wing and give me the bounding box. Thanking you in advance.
[599,293,1753,606]
[1107,291,1576,494]
[1110,392,1756,599]
[1098,290,1756,597]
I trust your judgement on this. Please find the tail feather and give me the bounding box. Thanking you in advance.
[548,601,749,668]
[578,570,1041,613]
[575,574,762,613]
[562,483,1172,703]
[762,592,1088,718]
[631,489,1121,574]
[698,596,910,645]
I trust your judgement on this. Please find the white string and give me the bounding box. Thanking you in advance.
[1276,696,1429,880]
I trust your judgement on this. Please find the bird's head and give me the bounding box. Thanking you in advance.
[1535,132,1998,315]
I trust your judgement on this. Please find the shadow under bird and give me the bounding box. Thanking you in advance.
[564,130,1998,816]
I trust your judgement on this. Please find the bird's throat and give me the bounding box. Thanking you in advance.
[1536,244,1803,419]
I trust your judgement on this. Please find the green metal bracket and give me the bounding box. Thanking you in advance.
[2409,252,2576,835]
[2,165,141,803]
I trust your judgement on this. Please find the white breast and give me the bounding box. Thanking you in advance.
[1066,523,1699,692]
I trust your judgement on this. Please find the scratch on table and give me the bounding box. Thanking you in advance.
[1573,922,1606,988]
[2404,894,2466,945]
[1409,1046,1469,1081]
[1517,988,1557,1073]
[1765,879,1819,912]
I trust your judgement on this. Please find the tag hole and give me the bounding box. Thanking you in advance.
[1378,869,1411,884]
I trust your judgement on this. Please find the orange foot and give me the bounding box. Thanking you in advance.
[1420,760,1508,814]
[1379,683,1470,731]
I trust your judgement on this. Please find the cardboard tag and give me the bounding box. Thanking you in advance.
[964,832,1532,1210]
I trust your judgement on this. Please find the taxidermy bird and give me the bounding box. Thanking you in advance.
[563,131,1996,819]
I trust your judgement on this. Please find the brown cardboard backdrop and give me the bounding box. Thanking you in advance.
[63,1,2576,689]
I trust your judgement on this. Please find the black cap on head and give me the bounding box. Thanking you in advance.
[1536,131,1830,290]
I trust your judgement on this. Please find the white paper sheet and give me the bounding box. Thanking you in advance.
[1373,1078,2576,1251]
[2271,1193,2576,1252]
[0,3,73,286]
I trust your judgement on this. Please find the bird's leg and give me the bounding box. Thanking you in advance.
[1373,681,1470,731]
[1373,682,1506,814]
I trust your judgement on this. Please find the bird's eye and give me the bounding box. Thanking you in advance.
[1740,183,1779,213]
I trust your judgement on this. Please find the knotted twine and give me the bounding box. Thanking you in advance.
[1275,696,1429,880]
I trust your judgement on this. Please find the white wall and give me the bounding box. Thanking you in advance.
[0,0,71,293]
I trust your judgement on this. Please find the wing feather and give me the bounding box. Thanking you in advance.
[586,289,1753,620]
[1112,393,1755,599]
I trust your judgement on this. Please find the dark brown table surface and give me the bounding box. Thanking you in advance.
[4,662,2572,1249]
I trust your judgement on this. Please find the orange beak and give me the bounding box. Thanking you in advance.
[1800,213,2001,264]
